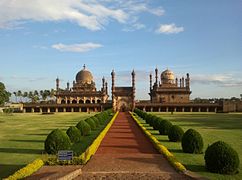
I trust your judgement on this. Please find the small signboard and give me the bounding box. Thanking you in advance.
[58,150,73,161]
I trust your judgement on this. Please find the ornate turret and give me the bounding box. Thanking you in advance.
[111,70,115,111]
[186,73,190,89]
[182,77,184,88]
[102,76,105,91]
[56,77,59,91]
[131,70,136,111]
[155,67,158,85]
[150,73,152,91]
[67,81,70,91]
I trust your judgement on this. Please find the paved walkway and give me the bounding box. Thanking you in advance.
[77,112,192,179]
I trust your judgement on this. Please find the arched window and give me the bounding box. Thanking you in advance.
[61,99,65,104]
[85,99,90,104]
[72,100,77,104]
[79,99,84,104]
[97,99,101,103]
[92,100,95,104]
[67,100,70,104]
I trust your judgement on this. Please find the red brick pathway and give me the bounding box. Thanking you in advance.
[77,112,192,179]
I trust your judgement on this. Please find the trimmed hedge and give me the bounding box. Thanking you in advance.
[44,129,71,154]
[66,126,82,143]
[85,118,96,130]
[158,120,173,135]
[91,116,100,128]
[204,141,240,174]
[153,117,162,130]
[181,129,203,154]
[76,120,91,136]
[130,112,186,172]
[168,125,184,142]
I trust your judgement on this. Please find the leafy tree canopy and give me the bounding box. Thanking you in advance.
[0,82,11,106]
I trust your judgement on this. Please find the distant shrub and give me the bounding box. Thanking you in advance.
[205,141,240,174]
[66,126,82,143]
[146,114,154,125]
[76,120,91,136]
[158,120,173,135]
[85,118,96,130]
[45,129,71,154]
[181,129,203,154]
[91,116,100,128]
[152,117,162,130]
[168,125,184,142]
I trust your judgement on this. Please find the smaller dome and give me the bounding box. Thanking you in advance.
[75,65,93,84]
[161,69,175,84]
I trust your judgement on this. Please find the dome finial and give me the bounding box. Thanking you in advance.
[83,64,86,69]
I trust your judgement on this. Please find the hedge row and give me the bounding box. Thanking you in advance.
[134,109,240,175]
[44,109,113,155]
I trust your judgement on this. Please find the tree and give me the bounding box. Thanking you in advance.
[23,92,28,102]
[0,82,11,106]
[17,90,22,102]
[13,92,17,102]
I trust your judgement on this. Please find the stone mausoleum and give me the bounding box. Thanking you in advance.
[23,64,241,113]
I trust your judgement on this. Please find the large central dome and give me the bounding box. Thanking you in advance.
[75,65,93,84]
[161,69,175,84]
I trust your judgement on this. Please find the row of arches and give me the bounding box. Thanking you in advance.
[61,99,101,104]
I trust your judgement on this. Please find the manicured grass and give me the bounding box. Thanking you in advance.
[141,112,242,180]
[0,112,94,178]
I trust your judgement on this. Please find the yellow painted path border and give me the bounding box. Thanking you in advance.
[130,112,186,172]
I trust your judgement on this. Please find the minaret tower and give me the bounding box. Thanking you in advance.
[56,77,59,91]
[155,67,158,86]
[149,73,152,91]
[186,73,190,89]
[111,70,115,112]
[131,70,136,112]
[102,76,105,92]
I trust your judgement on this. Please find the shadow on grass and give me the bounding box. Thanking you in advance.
[168,148,183,153]
[25,133,49,136]
[0,164,25,179]
[0,147,43,154]
[9,139,45,143]
[184,164,207,173]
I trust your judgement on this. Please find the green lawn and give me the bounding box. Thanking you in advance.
[142,112,242,180]
[0,112,94,178]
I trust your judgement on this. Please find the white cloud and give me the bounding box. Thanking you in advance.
[156,23,184,34]
[52,42,103,53]
[0,0,164,31]
[191,73,242,87]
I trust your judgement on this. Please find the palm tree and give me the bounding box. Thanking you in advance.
[17,90,22,102]
[13,92,17,102]
[23,92,28,102]
[28,91,33,103]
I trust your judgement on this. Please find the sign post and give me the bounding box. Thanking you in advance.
[58,150,73,161]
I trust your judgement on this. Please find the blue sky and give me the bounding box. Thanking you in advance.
[0,0,241,100]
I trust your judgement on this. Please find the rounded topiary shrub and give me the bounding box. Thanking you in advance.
[45,129,71,154]
[146,114,154,125]
[181,129,203,154]
[168,125,184,142]
[91,117,100,128]
[66,126,82,143]
[76,120,91,136]
[158,120,173,135]
[85,118,96,130]
[204,141,240,174]
[153,117,162,130]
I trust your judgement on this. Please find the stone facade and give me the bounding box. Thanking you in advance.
[111,70,135,112]
[149,68,191,103]
[55,65,108,105]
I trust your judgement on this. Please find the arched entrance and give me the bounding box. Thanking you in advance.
[117,99,130,112]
